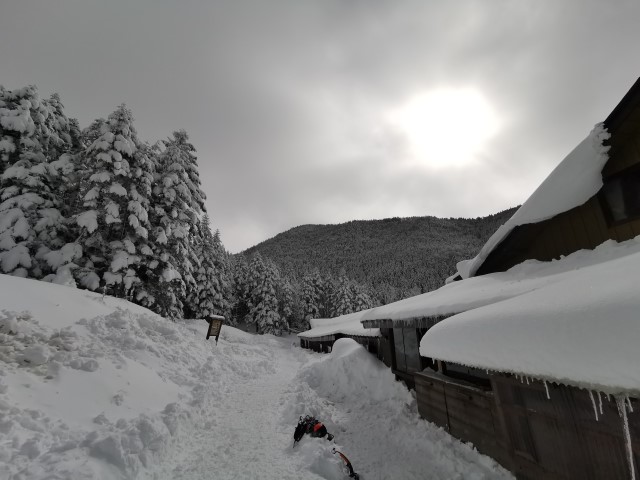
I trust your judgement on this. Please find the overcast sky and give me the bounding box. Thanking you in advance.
[1,0,639,252]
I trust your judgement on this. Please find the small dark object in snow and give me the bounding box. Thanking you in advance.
[292,415,334,447]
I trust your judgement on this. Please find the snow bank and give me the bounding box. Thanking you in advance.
[0,274,278,479]
[298,309,380,340]
[422,235,640,395]
[457,124,610,279]
[284,338,512,480]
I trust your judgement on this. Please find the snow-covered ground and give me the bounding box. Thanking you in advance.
[0,274,512,479]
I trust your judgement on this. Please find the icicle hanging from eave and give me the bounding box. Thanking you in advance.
[543,380,550,400]
[589,390,599,422]
[616,395,637,480]
[598,391,604,416]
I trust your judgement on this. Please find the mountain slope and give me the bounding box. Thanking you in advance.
[243,208,518,298]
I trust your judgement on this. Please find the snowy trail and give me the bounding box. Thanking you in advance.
[160,335,325,480]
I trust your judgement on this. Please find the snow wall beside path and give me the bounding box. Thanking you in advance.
[285,338,513,480]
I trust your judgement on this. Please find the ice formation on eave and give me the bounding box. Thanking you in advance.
[457,123,611,279]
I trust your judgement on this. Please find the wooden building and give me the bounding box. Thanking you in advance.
[298,309,381,357]
[357,77,640,479]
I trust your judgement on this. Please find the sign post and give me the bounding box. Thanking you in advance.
[206,315,224,344]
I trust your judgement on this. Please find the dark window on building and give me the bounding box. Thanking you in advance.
[600,167,640,223]
[441,361,491,389]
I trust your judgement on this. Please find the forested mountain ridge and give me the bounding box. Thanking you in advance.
[243,208,518,302]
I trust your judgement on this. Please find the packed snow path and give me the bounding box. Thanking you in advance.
[164,334,308,479]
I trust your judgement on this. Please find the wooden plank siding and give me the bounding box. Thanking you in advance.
[414,371,512,469]
[492,375,640,479]
[415,373,449,429]
[379,328,394,368]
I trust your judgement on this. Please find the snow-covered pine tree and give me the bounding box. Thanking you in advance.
[246,253,285,335]
[301,270,322,326]
[278,277,297,330]
[0,85,78,281]
[81,118,106,149]
[231,254,251,324]
[149,132,202,319]
[319,272,335,318]
[153,130,209,318]
[211,227,233,319]
[188,216,232,321]
[75,104,155,303]
[331,271,354,317]
[39,93,85,285]
[350,282,373,312]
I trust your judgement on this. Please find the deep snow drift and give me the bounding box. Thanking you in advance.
[0,274,511,479]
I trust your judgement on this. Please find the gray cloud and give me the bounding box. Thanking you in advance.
[1,0,639,252]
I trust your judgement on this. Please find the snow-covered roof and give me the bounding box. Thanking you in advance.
[298,309,380,340]
[359,255,572,325]
[421,235,640,395]
[456,124,610,279]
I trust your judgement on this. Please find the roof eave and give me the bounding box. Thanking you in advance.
[362,315,452,329]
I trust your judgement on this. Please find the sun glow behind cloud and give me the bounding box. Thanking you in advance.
[387,88,501,168]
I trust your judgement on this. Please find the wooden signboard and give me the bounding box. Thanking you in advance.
[206,316,224,343]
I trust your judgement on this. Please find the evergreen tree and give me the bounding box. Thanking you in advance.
[153,130,209,317]
[331,271,354,317]
[246,253,285,335]
[351,283,373,312]
[301,270,322,325]
[0,85,78,281]
[319,273,334,318]
[211,227,233,320]
[231,254,251,323]
[189,217,232,321]
[75,104,155,304]
[81,118,106,149]
[40,94,84,285]
[278,277,297,330]
[150,131,205,319]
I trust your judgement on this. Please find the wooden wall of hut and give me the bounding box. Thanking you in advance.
[491,375,640,480]
[299,339,330,353]
[414,370,512,470]
[379,328,394,368]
